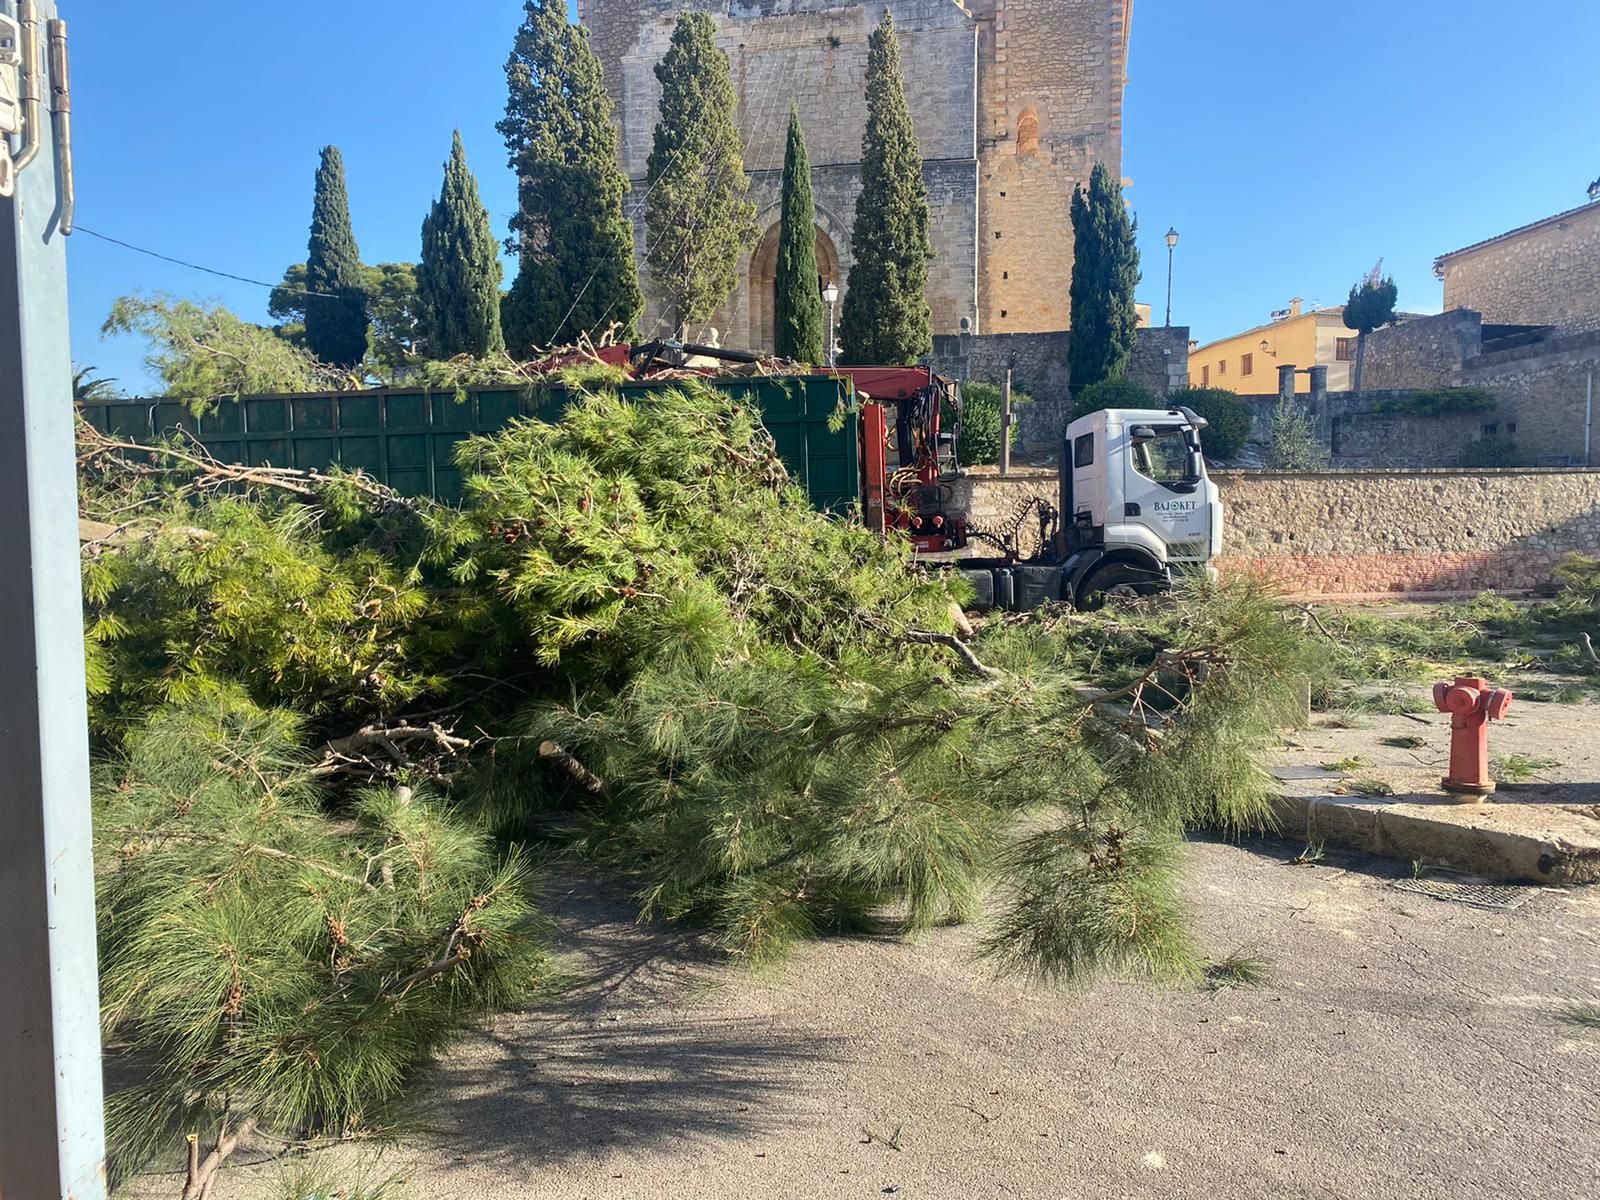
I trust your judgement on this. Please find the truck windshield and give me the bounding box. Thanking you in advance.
[1131,426,1198,486]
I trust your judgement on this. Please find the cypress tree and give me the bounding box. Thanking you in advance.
[1067,160,1141,389]
[774,104,825,363]
[499,0,642,355]
[303,146,369,369]
[645,13,758,335]
[838,11,932,366]
[838,11,934,366]
[418,131,505,358]
[1342,263,1398,392]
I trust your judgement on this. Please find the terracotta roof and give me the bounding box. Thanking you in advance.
[1435,200,1600,268]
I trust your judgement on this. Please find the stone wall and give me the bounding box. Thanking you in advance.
[925,325,1191,456]
[960,466,1600,598]
[1456,330,1600,464]
[1212,468,1600,597]
[1125,324,1191,394]
[1324,407,1488,468]
[1229,388,1498,470]
[1359,310,1600,465]
[1360,310,1483,391]
[1438,201,1600,335]
[926,331,1069,399]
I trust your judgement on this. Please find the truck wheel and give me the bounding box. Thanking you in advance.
[1076,562,1164,610]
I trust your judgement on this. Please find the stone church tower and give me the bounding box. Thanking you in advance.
[577,0,1132,349]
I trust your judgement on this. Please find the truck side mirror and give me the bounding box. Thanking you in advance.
[1129,425,1157,442]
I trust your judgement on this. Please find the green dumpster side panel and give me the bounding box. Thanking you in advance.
[76,376,859,514]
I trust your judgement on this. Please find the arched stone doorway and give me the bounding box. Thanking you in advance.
[748,223,841,352]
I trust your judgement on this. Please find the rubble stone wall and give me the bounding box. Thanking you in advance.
[961,467,1600,598]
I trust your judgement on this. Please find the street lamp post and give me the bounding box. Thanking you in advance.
[1164,226,1179,327]
[821,280,839,367]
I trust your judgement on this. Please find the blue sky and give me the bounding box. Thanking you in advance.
[62,0,1600,391]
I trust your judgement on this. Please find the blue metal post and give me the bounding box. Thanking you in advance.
[0,1,109,1196]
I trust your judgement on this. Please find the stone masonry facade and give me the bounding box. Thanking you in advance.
[1361,309,1600,465]
[1436,200,1600,336]
[956,467,1600,598]
[576,0,1132,349]
[925,325,1189,455]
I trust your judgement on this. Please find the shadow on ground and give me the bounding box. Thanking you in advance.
[412,869,844,1172]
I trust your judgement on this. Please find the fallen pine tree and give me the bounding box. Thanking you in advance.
[79,378,1320,1193]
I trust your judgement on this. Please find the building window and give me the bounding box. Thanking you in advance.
[1218,359,1227,375]
[1017,108,1039,157]
[1507,421,1517,434]
[1241,352,1253,377]
[1482,423,1499,436]
[1201,365,1209,385]
[1335,337,1354,361]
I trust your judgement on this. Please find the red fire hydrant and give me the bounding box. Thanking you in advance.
[1432,676,1513,797]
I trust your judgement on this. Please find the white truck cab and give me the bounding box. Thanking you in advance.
[959,405,1224,609]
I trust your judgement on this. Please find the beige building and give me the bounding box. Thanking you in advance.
[578,0,1134,350]
[1435,198,1600,334]
[1187,299,1361,393]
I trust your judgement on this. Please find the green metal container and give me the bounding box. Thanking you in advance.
[78,375,860,513]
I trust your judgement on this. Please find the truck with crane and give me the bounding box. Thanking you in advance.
[813,357,1223,610]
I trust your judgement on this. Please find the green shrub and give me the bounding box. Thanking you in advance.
[1372,386,1497,417]
[1455,435,1530,468]
[1166,386,1253,460]
[946,380,1031,465]
[1069,376,1157,424]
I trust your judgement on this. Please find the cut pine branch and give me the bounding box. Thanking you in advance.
[311,722,475,780]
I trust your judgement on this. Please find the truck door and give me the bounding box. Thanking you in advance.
[1122,424,1212,559]
[1068,421,1108,545]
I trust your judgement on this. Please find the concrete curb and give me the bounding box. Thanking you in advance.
[1273,790,1600,884]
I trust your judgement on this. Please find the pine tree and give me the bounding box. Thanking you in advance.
[80,374,1321,999]
[774,105,825,363]
[644,13,758,335]
[97,697,547,1195]
[499,0,642,355]
[1067,161,1141,389]
[838,11,932,366]
[303,146,370,369]
[418,131,505,358]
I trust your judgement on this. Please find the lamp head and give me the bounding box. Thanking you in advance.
[1164,226,1179,250]
[821,280,840,305]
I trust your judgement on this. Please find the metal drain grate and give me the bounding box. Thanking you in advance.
[1391,876,1538,910]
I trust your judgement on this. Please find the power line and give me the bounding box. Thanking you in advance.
[73,224,340,299]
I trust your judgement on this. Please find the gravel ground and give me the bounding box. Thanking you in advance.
[185,836,1600,1200]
